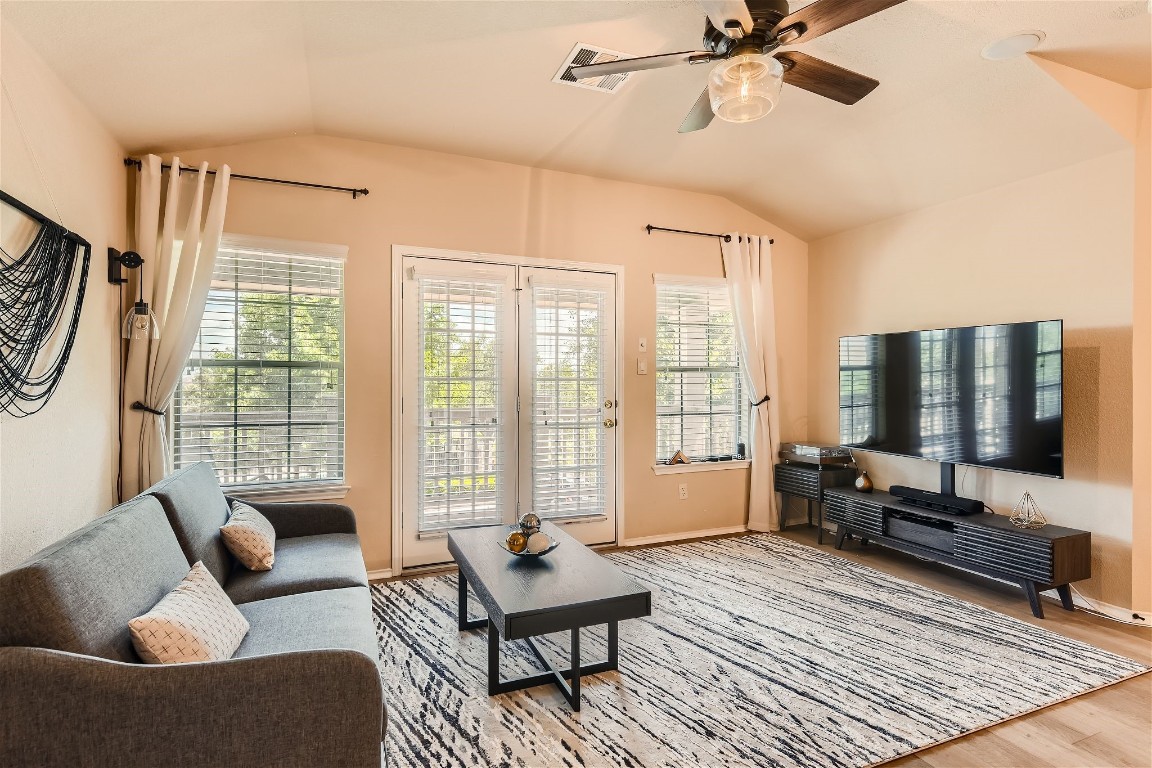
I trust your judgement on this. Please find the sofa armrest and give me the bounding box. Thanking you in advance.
[0,646,384,768]
[225,498,357,538]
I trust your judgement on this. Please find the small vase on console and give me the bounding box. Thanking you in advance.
[855,470,873,493]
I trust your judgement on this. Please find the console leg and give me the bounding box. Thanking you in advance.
[1022,580,1045,619]
[806,499,813,527]
[834,526,848,550]
[817,502,824,546]
[1056,584,1075,611]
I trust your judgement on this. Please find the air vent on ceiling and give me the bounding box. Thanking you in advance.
[553,43,636,93]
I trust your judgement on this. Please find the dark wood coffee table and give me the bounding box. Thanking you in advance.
[447,521,651,711]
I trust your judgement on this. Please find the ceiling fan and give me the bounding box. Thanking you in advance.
[568,0,905,132]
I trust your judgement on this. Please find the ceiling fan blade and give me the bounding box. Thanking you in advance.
[698,0,754,37]
[569,51,713,80]
[678,89,715,134]
[772,0,905,45]
[776,51,879,105]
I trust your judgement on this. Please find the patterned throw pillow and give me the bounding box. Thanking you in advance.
[220,501,276,571]
[129,561,249,664]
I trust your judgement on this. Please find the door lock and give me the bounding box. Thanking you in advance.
[603,399,614,409]
[603,418,616,428]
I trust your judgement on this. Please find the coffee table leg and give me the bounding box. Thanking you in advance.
[570,628,581,712]
[487,618,500,695]
[607,621,618,669]
[457,570,487,631]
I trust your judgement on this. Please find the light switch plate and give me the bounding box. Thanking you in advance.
[638,337,648,353]
[637,357,648,375]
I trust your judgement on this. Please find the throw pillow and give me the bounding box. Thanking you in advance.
[129,561,249,664]
[220,501,276,571]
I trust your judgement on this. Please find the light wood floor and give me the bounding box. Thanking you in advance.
[774,526,1152,768]
[381,527,1151,767]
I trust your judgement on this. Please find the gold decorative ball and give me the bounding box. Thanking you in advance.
[506,530,528,553]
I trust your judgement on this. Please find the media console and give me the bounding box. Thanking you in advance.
[823,488,1091,619]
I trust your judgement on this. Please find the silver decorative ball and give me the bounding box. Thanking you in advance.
[518,512,542,535]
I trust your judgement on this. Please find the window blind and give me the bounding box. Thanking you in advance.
[173,242,345,488]
[655,281,746,462]
[416,276,506,532]
[839,335,880,446]
[918,329,963,461]
[531,283,606,519]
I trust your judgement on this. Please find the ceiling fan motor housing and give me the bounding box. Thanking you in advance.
[703,0,790,57]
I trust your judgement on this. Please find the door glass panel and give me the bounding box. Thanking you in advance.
[530,282,607,520]
[416,276,505,531]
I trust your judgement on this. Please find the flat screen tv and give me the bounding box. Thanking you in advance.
[839,319,1063,479]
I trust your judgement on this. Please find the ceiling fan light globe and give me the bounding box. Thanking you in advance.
[708,54,783,123]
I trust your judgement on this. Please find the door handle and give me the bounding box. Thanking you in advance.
[603,418,616,428]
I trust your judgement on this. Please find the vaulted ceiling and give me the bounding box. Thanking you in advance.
[3,1,1148,239]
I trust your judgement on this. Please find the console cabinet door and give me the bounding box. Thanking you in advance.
[824,493,884,536]
[954,523,1054,583]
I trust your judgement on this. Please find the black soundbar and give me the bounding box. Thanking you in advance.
[889,485,984,516]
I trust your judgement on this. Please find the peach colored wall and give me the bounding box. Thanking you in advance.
[171,135,808,572]
[1133,89,1150,614]
[808,152,1135,608]
[0,26,125,568]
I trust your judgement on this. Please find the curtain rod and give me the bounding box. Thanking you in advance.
[0,188,91,247]
[123,158,369,199]
[645,224,773,245]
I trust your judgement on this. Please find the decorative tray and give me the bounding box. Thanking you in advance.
[497,528,560,558]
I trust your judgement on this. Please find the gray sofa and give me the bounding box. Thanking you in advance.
[0,462,385,767]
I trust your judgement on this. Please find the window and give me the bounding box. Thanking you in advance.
[655,279,746,463]
[918,329,962,461]
[974,324,1012,459]
[839,335,880,446]
[173,236,346,489]
[1035,320,1062,420]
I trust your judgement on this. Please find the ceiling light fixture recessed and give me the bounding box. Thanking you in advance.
[981,31,1046,61]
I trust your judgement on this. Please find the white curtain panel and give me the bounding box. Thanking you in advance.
[121,155,230,497]
[721,234,781,531]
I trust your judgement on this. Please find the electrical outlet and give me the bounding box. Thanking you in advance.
[678,483,688,500]
[638,337,648,353]
[637,357,648,375]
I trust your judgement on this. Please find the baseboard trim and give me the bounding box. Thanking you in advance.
[622,525,749,548]
[367,568,394,582]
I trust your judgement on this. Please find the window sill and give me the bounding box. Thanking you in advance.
[227,483,350,503]
[651,460,750,475]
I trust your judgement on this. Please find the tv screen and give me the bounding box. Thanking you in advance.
[839,320,1063,478]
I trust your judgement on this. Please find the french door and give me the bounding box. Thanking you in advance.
[400,256,618,568]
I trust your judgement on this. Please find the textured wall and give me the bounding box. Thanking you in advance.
[0,27,125,568]
[171,134,809,572]
[807,152,1135,608]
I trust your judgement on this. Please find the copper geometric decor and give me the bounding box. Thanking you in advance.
[1010,491,1047,529]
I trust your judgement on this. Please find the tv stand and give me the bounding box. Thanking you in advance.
[824,488,1091,619]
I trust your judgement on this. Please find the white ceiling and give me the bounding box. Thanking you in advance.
[3,1,1148,239]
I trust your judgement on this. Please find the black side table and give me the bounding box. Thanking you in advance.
[774,463,856,544]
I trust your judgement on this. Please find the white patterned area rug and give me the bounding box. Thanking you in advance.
[372,534,1148,768]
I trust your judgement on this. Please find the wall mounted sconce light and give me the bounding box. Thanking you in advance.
[108,248,160,340]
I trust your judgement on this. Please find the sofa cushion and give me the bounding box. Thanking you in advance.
[144,462,234,585]
[0,496,189,662]
[224,533,368,605]
[221,501,277,571]
[129,561,250,664]
[233,586,378,662]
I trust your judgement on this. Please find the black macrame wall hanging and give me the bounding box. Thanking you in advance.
[0,188,92,417]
